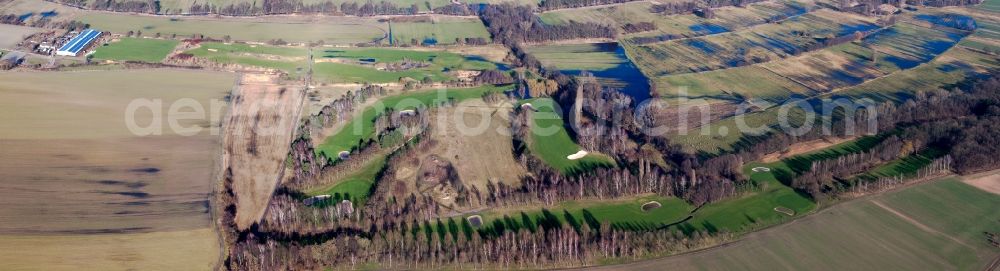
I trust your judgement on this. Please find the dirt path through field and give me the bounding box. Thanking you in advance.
[870,200,976,250]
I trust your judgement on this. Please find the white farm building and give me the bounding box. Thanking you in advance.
[56,29,102,57]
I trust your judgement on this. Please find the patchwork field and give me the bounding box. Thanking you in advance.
[666,13,995,153]
[0,69,234,269]
[526,43,626,71]
[584,178,1000,270]
[92,37,180,63]
[540,0,816,40]
[626,9,879,76]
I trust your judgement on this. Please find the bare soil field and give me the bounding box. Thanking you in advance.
[0,228,217,271]
[963,170,1000,195]
[0,24,45,49]
[0,69,233,269]
[223,73,305,229]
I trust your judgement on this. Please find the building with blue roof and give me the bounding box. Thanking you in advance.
[56,29,102,57]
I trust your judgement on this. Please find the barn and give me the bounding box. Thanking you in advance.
[56,29,102,57]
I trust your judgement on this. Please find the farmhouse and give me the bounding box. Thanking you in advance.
[55,29,102,56]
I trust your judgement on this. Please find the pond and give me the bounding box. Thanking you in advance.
[559,42,652,104]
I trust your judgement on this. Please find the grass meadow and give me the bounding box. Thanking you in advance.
[92,37,179,63]
[78,13,385,44]
[76,10,489,45]
[152,0,538,14]
[525,43,627,71]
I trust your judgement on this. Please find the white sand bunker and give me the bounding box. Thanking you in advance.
[567,150,588,160]
[521,103,536,111]
[752,167,771,172]
[338,151,350,160]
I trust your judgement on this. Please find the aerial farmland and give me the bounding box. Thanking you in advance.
[1,0,999,269]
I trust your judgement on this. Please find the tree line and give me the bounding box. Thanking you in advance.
[479,4,616,46]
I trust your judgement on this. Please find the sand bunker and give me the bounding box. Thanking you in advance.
[520,103,535,111]
[641,201,662,212]
[752,167,771,172]
[567,150,588,160]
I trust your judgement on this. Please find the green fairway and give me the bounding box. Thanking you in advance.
[91,38,179,63]
[525,98,615,174]
[476,195,694,234]
[468,159,815,235]
[681,162,815,233]
[316,84,513,159]
[307,155,387,205]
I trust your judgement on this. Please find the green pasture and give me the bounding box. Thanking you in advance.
[91,38,179,63]
[654,65,813,104]
[152,0,538,14]
[78,13,385,44]
[388,20,492,45]
[525,43,626,71]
